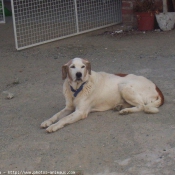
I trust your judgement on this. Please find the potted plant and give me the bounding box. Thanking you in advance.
[134,0,162,31]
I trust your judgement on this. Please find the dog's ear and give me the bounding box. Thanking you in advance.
[86,61,91,75]
[62,64,68,80]
[62,59,73,80]
[83,59,91,75]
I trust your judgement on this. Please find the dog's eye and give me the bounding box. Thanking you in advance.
[81,65,85,68]
[70,65,75,68]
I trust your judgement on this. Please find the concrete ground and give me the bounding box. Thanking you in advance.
[0,17,175,175]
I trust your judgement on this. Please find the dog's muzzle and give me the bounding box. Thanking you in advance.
[76,72,82,80]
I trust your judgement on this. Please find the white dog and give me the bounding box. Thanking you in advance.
[41,58,164,132]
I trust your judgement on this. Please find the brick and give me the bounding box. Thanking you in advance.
[122,15,133,22]
[122,9,133,15]
[122,1,132,9]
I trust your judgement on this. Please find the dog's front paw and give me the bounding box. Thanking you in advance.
[119,109,129,115]
[40,120,53,128]
[46,124,63,133]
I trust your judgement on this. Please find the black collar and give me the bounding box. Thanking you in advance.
[70,82,87,97]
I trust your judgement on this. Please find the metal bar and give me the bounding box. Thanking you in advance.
[0,0,5,23]
[11,0,18,50]
[74,0,79,33]
[16,22,121,51]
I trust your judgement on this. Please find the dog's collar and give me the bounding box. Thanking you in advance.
[70,82,87,97]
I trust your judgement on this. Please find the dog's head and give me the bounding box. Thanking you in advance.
[62,58,91,82]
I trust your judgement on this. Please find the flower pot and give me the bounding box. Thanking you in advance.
[136,12,155,31]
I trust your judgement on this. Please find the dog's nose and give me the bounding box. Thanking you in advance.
[76,72,82,78]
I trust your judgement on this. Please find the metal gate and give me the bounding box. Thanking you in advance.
[11,0,122,50]
[0,0,5,23]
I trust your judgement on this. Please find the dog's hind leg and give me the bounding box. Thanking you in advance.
[119,105,144,115]
[144,105,159,114]
[118,83,145,115]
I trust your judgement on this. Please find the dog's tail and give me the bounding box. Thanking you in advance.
[144,105,159,114]
[143,99,160,114]
[143,88,164,114]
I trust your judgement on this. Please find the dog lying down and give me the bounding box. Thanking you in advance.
[41,58,164,133]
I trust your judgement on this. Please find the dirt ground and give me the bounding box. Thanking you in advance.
[0,17,175,175]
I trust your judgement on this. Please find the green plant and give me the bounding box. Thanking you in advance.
[134,0,162,13]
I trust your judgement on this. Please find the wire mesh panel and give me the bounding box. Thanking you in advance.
[12,0,77,50]
[77,0,121,32]
[12,0,122,50]
[0,0,5,23]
